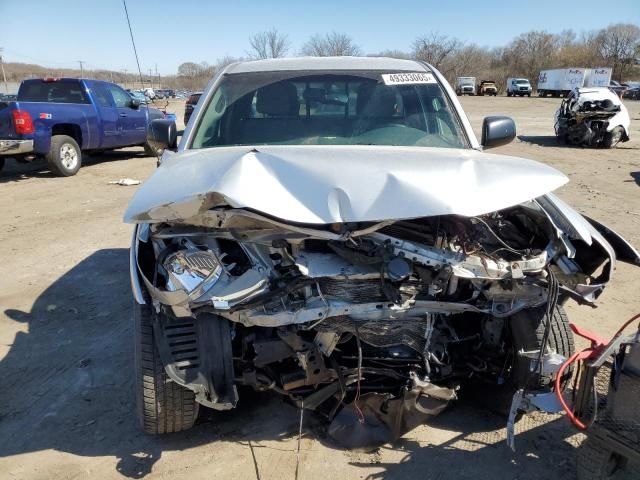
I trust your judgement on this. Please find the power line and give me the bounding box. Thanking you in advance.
[121,0,144,89]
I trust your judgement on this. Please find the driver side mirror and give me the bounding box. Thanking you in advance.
[481,116,516,148]
[130,98,141,109]
[148,119,178,152]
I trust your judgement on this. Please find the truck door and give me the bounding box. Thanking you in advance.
[105,84,148,146]
[92,82,120,148]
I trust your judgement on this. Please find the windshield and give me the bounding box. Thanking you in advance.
[190,71,467,150]
[515,79,530,85]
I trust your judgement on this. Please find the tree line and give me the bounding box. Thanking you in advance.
[175,23,639,90]
[3,23,638,92]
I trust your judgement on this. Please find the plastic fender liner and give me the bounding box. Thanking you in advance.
[153,312,238,410]
[583,215,640,266]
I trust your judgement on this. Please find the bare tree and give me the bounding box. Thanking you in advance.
[501,31,559,84]
[447,45,492,81]
[177,62,215,90]
[177,62,203,78]
[595,23,640,81]
[248,28,290,59]
[301,32,362,56]
[411,32,462,72]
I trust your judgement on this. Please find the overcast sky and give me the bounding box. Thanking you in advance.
[1,0,639,75]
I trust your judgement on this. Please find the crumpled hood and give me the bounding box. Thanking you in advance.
[124,145,568,224]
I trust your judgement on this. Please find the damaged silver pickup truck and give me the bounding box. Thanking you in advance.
[125,57,640,447]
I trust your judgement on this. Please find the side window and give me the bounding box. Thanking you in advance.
[107,85,132,108]
[93,85,113,108]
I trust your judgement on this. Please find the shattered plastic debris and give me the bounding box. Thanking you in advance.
[109,178,141,186]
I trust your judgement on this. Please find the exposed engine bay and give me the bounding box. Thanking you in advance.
[555,87,630,148]
[132,196,625,446]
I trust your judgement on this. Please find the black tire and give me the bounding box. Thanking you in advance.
[144,143,162,158]
[134,302,199,434]
[527,93,531,97]
[507,91,512,97]
[602,127,624,148]
[577,435,628,480]
[509,304,574,390]
[0,157,5,173]
[471,304,574,415]
[46,135,82,176]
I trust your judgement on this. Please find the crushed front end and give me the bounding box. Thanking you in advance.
[129,195,631,446]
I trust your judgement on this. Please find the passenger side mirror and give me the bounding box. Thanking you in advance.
[481,116,516,148]
[130,98,141,109]
[148,119,178,152]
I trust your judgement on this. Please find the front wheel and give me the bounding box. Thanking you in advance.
[144,143,162,158]
[134,302,199,434]
[47,135,82,176]
[472,304,574,415]
[0,157,5,173]
[602,127,624,148]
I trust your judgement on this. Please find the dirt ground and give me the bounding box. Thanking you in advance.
[1,96,639,480]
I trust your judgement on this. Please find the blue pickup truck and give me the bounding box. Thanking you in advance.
[0,77,163,176]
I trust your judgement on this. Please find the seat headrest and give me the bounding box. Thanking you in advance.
[356,83,397,117]
[256,82,299,116]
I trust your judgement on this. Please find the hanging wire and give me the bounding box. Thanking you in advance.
[121,0,144,89]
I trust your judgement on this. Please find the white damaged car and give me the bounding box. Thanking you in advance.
[554,87,631,148]
[125,57,639,446]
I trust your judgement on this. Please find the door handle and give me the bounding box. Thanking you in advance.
[119,113,127,117]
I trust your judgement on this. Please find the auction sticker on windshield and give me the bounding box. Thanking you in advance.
[381,73,436,85]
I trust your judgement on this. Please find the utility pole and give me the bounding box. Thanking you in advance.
[148,68,153,89]
[0,48,8,94]
[122,69,128,89]
[155,63,160,88]
[77,60,85,78]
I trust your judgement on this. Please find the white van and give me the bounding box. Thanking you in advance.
[506,78,532,97]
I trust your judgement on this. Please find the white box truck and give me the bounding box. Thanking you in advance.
[537,68,586,97]
[584,67,612,88]
[455,77,476,96]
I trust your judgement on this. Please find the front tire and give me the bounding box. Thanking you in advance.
[472,304,574,415]
[134,302,199,434]
[602,127,624,148]
[509,305,574,390]
[0,157,5,173]
[144,143,162,158]
[47,135,82,176]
